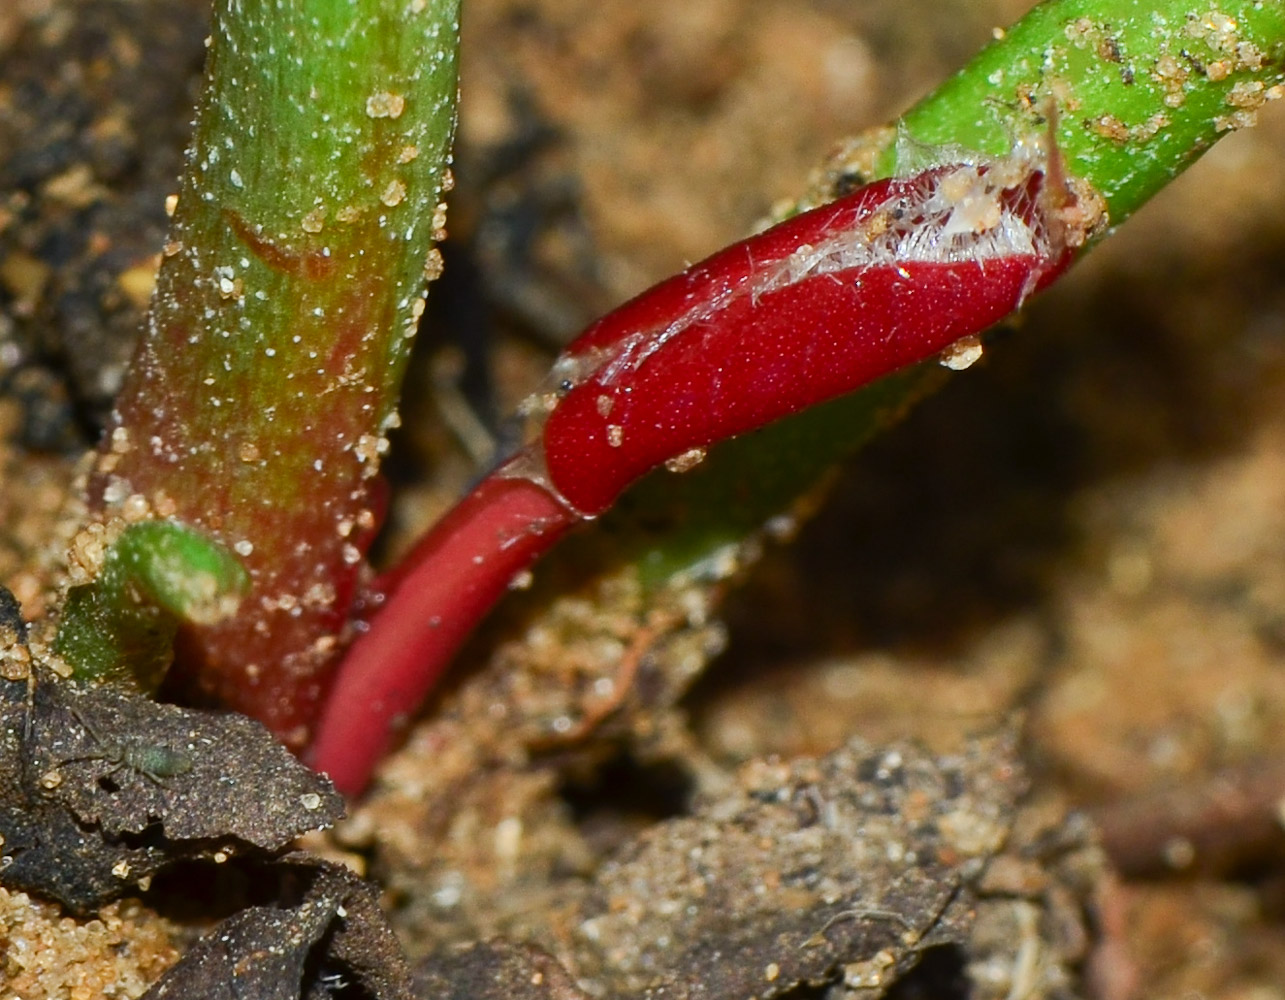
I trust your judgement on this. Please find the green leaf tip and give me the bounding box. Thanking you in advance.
[53,521,250,692]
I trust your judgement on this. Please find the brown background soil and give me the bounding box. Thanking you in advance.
[3,0,1285,996]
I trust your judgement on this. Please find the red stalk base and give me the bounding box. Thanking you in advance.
[307,472,576,793]
[311,159,1079,794]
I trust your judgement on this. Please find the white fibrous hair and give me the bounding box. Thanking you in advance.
[592,151,1051,389]
[755,152,1054,299]
[523,144,1058,410]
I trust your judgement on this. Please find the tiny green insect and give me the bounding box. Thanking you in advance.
[61,706,195,788]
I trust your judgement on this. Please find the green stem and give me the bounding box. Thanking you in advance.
[892,0,1285,222]
[316,1,1279,791]
[87,0,460,744]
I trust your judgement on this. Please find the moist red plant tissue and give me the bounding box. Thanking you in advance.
[526,151,1075,515]
[311,146,1083,793]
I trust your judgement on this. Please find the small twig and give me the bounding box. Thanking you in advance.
[1092,758,1285,878]
[527,617,669,750]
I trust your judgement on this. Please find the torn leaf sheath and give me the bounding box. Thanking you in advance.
[537,161,1072,516]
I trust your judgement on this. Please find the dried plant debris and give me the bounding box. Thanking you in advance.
[142,855,413,1000]
[415,940,593,1000]
[0,666,343,913]
[409,733,1038,1000]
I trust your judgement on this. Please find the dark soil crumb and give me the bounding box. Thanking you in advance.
[408,734,1103,1000]
[0,665,342,913]
[558,734,1024,999]
[142,856,412,1000]
[0,0,207,436]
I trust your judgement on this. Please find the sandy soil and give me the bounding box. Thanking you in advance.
[3,0,1285,996]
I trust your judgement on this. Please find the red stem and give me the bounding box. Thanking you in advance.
[310,159,1078,794]
[545,254,1052,514]
[307,471,576,793]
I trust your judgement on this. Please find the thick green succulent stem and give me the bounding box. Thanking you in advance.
[86,0,460,744]
[890,0,1285,223]
[54,521,249,692]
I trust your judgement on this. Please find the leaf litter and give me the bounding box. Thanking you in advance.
[0,604,343,914]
